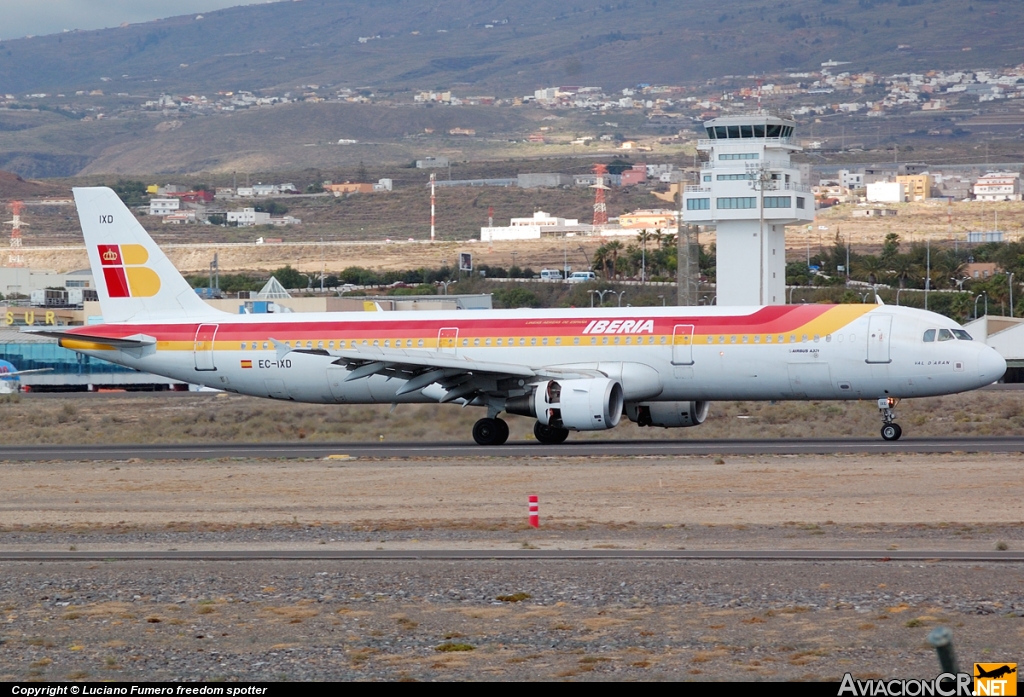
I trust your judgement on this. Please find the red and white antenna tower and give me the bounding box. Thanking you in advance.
[590,164,609,227]
[4,201,26,267]
[429,173,436,242]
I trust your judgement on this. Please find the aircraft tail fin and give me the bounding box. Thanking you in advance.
[73,187,222,323]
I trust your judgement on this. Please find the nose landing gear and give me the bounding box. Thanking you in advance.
[878,397,902,441]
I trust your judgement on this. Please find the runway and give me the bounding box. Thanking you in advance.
[1,549,1023,562]
[4,436,1024,461]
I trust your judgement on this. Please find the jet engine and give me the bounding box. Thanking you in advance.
[506,378,623,431]
[626,401,710,428]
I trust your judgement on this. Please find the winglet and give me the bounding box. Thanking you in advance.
[875,294,885,305]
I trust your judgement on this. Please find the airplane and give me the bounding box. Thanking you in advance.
[0,359,52,394]
[26,187,1006,444]
[975,665,1016,680]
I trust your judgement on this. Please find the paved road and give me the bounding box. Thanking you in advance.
[3,436,1024,461]
[1,550,1022,562]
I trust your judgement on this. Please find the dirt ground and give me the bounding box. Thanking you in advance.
[0,453,1022,535]
[13,199,1023,275]
[1,392,1022,682]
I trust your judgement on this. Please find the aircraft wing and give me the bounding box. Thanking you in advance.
[20,329,157,350]
[281,340,601,403]
[0,368,53,377]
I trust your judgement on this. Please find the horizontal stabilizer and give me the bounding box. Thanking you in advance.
[20,329,157,349]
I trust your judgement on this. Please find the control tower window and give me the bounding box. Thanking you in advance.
[753,125,766,138]
[714,126,727,138]
[766,124,782,138]
[740,125,753,138]
[727,126,741,138]
[706,127,716,139]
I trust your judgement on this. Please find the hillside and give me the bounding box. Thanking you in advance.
[0,0,1021,96]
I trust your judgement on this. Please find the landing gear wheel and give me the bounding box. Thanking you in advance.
[493,418,509,445]
[881,423,902,441]
[534,421,569,445]
[473,418,506,446]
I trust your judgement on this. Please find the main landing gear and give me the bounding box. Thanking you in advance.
[878,397,902,441]
[472,417,509,446]
[533,421,569,445]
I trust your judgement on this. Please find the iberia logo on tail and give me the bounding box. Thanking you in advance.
[98,244,161,298]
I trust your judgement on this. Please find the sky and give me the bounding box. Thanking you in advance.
[0,0,276,41]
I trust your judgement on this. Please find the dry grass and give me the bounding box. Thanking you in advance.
[1,390,1022,446]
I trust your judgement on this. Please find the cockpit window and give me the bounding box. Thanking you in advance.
[937,328,955,341]
[953,329,973,341]
[923,329,936,342]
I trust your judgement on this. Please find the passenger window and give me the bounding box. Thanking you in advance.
[262,342,268,350]
[462,339,468,346]
[573,337,579,345]
[496,338,502,346]
[418,339,424,347]
[531,338,537,346]
[318,341,324,349]
[730,336,736,344]
[329,341,334,349]
[591,337,596,344]
[923,329,936,342]
[384,340,390,348]
[765,335,772,343]
[474,338,480,346]
[938,329,955,341]
[555,337,561,345]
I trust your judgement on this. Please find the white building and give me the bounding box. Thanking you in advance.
[480,211,593,242]
[682,114,813,306]
[839,169,864,189]
[149,198,180,216]
[866,181,905,203]
[227,208,271,226]
[974,173,1021,201]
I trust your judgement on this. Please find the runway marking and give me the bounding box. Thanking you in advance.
[3,437,1024,461]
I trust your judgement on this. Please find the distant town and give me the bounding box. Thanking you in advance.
[5,60,1024,150]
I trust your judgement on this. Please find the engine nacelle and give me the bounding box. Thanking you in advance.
[626,401,710,428]
[507,378,623,431]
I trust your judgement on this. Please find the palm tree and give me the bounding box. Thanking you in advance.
[856,255,885,286]
[891,254,917,289]
[592,245,609,277]
[605,240,624,280]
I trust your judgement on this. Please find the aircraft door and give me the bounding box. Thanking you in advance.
[671,324,695,365]
[866,314,893,364]
[193,324,219,371]
[438,327,458,355]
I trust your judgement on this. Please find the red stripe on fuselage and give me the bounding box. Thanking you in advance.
[60,306,836,344]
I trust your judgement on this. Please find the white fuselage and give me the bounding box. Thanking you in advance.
[65,304,1005,408]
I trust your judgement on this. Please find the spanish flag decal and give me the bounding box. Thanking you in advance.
[98,244,161,298]
[240,360,253,369]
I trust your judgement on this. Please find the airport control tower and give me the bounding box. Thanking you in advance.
[683,114,813,306]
